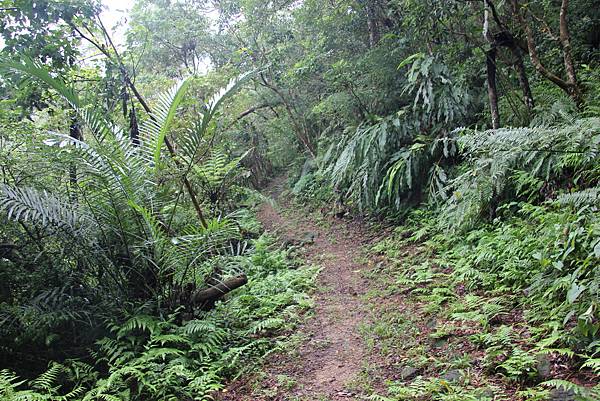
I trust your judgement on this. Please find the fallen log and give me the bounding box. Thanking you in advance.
[191,275,248,307]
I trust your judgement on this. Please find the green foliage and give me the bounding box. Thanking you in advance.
[370,377,497,401]
[0,53,260,380]
[0,185,89,235]
[322,55,469,213]
[193,148,251,208]
[442,201,600,342]
[0,235,317,400]
[443,118,600,229]
[2,0,600,399]
[0,363,87,401]
[541,380,600,401]
[292,172,334,206]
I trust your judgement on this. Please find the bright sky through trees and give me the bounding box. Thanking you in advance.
[100,0,134,46]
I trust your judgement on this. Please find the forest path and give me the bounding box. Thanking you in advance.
[223,175,386,400]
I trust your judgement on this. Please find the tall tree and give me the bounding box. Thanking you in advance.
[512,0,582,105]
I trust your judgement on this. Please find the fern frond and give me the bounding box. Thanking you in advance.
[30,362,63,392]
[557,187,600,207]
[582,358,600,374]
[0,184,90,235]
[541,379,600,400]
[116,315,160,339]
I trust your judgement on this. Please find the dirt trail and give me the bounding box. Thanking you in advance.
[225,176,382,400]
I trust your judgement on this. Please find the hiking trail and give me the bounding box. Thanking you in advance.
[221,175,387,400]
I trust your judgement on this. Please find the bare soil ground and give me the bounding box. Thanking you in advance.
[220,176,386,400]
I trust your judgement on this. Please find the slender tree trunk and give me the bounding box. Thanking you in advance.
[558,0,582,103]
[511,46,535,111]
[512,0,582,105]
[486,48,501,129]
[483,0,500,129]
[69,116,82,201]
[366,3,380,48]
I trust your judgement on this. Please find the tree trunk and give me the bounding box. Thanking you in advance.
[69,116,82,201]
[486,48,500,129]
[192,275,248,307]
[366,3,380,48]
[483,1,500,129]
[558,0,582,104]
[511,46,535,112]
[512,0,582,105]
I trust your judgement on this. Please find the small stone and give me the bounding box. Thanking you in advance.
[549,387,577,401]
[440,369,463,382]
[479,388,495,399]
[301,232,317,244]
[400,366,418,380]
[536,353,553,380]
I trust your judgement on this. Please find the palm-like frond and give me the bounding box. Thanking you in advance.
[0,184,90,235]
[139,78,192,167]
[1,55,255,315]
[179,71,254,164]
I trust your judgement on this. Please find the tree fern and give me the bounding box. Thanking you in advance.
[178,71,254,165]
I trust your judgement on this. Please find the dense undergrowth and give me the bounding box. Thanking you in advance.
[288,54,600,399]
[0,235,317,400]
[0,52,317,400]
[361,200,599,400]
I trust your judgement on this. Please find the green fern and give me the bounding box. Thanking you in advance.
[322,55,467,212]
[581,358,600,375]
[541,380,600,401]
[443,118,600,229]
[0,184,90,235]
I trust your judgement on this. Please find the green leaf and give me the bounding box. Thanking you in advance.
[152,78,192,167]
[397,52,424,70]
[567,282,585,304]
